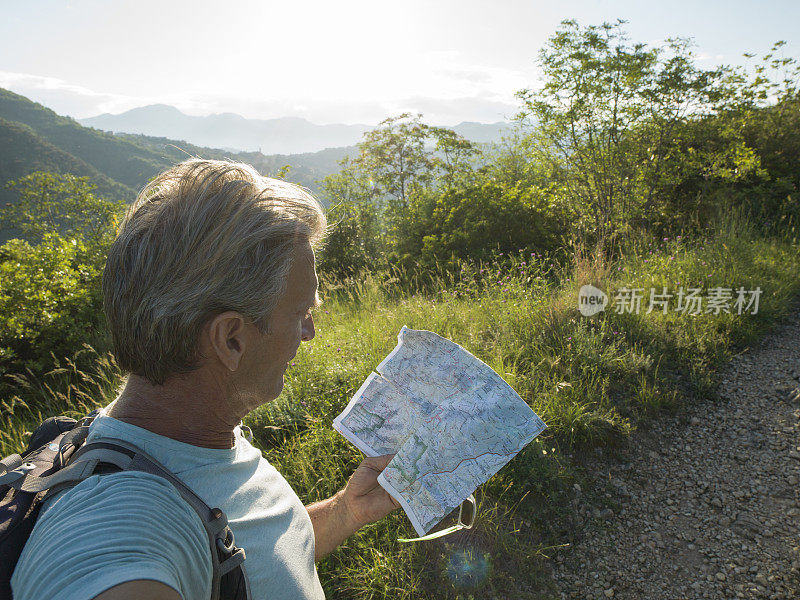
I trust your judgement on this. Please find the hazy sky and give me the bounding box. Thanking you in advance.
[1,0,797,125]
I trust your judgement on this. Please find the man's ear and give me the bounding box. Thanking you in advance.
[206,311,250,372]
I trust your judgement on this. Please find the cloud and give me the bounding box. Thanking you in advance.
[696,51,726,64]
[0,71,518,126]
[393,94,520,125]
[438,68,494,84]
[174,94,390,125]
[0,71,156,118]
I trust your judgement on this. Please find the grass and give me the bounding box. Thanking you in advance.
[2,211,799,599]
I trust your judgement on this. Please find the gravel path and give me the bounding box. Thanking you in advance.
[549,316,800,599]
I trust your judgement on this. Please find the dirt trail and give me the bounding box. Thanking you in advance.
[549,315,800,599]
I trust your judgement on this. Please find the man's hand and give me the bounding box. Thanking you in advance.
[341,454,402,529]
[307,453,403,560]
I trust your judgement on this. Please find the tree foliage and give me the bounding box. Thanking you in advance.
[317,160,385,279]
[1,171,126,250]
[0,172,123,387]
[416,177,568,267]
[515,19,725,242]
[319,113,489,275]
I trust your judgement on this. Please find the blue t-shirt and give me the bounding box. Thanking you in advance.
[11,406,326,600]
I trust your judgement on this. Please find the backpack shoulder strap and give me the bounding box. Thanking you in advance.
[91,438,248,600]
[13,435,250,600]
[0,454,25,485]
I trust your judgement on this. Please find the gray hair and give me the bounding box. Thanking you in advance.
[102,158,327,385]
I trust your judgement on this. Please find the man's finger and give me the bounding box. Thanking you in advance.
[362,453,395,470]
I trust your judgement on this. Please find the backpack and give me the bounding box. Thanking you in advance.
[0,409,252,600]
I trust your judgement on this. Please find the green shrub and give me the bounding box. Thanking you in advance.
[0,233,108,391]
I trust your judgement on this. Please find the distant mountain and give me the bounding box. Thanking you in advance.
[452,121,512,144]
[0,90,181,191]
[115,132,355,197]
[0,89,356,244]
[81,106,370,155]
[0,89,512,245]
[80,105,512,154]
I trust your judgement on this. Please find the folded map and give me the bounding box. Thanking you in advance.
[333,326,547,537]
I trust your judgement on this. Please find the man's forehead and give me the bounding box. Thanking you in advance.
[288,241,318,301]
[297,259,319,307]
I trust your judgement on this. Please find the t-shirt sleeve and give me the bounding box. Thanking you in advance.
[11,471,213,600]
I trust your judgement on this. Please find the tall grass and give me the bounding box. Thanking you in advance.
[1,345,124,455]
[2,211,799,598]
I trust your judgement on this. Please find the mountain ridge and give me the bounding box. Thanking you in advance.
[0,89,358,243]
[0,88,510,245]
[80,104,511,154]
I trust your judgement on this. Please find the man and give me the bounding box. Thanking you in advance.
[11,159,401,600]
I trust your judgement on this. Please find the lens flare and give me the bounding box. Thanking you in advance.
[445,547,491,588]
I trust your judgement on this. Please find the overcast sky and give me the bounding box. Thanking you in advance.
[1,0,798,125]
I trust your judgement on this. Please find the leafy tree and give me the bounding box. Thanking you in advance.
[0,172,124,388]
[429,127,480,190]
[352,113,478,223]
[1,171,126,252]
[515,19,723,243]
[352,113,435,217]
[0,233,107,382]
[322,114,480,275]
[418,177,568,267]
[317,160,385,279]
[646,42,800,233]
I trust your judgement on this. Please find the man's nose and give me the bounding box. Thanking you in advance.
[301,314,315,342]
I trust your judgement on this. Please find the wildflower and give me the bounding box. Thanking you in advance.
[291,362,296,366]
[521,262,526,266]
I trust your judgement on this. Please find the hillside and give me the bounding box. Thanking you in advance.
[0,89,356,244]
[0,89,505,246]
[0,89,173,190]
[114,132,352,197]
[0,118,135,243]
